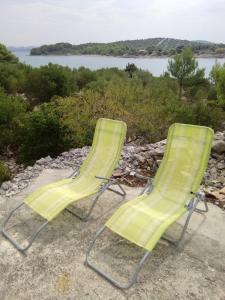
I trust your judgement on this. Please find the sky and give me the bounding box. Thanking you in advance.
[1,0,225,46]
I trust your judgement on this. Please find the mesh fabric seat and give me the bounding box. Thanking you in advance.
[86,123,214,288]
[2,118,127,251]
[106,123,213,250]
[24,118,127,221]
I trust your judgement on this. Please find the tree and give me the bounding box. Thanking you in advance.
[25,63,77,103]
[19,103,70,164]
[0,43,18,63]
[210,63,225,107]
[0,91,27,152]
[0,62,29,93]
[167,48,199,98]
[125,63,138,78]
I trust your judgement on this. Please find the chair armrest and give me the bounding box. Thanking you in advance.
[95,176,118,185]
[186,192,206,211]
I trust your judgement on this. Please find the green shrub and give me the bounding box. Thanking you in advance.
[171,100,225,128]
[19,103,71,164]
[25,63,77,103]
[210,63,225,108]
[75,67,97,90]
[0,62,29,94]
[0,92,27,153]
[0,161,10,184]
[0,44,18,63]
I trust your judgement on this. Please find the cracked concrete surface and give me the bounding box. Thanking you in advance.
[0,169,225,300]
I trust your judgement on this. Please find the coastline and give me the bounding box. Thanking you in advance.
[29,53,225,59]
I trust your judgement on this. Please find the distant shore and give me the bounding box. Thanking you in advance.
[29,53,225,59]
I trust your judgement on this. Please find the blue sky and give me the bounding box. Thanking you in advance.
[1,0,225,46]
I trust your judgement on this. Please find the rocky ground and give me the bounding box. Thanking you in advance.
[0,169,225,300]
[0,128,225,209]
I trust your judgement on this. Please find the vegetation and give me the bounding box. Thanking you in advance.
[0,91,27,152]
[25,63,77,104]
[0,43,224,169]
[210,63,225,108]
[0,161,10,184]
[0,43,18,63]
[168,48,205,98]
[30,38,225,57]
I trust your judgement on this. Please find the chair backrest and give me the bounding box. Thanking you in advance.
[79,118,127,179]
[153,123,214,204]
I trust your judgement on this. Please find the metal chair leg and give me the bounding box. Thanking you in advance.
[1,203,48,252]
[194,197,208,213]
[107,183,126,197]
[161,208,194,246]
[85,226,151,289]
[162,194,208,246]
[66,183,126,222]
[66,192,103,222]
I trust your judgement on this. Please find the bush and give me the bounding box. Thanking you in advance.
[55,91,130,147]
[0,92,27,153]
[19,103,71,164]
[210,63,225,108]
[0,161,10,184]
[75,67,97,90]
[0,44,18,63]
[0,62,29,94]
[25,63,77,103]
[171,100,225,129]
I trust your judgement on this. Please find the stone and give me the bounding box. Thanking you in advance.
[134,154,145,163]
[33,165,43,171]
[217,162,225,170]
[1,182,9,191]
[45,155,52,162]
[212,141,225,154]
[51,163,59,169]
[1,128,225,209]
[36,158,47,165]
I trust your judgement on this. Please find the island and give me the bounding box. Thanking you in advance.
[30,37,225,57]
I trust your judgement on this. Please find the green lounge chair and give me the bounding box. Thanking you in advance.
[2,118,127,252]
[86,123,214,289]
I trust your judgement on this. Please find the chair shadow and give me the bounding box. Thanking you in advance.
[85,211,208,292]
[0,186,129,255]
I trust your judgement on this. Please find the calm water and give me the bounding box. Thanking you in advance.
[13,51,225,77]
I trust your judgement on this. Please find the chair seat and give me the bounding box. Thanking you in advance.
[24,176,100,221]
[107,123,214,251]
[106,189,187,251]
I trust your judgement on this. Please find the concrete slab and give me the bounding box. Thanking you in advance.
[0,169,225,300]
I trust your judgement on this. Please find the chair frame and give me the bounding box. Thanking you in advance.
[85,177,208,289]
[1,171,126,253]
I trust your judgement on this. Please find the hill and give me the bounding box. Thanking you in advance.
[30,37,225,57]
[8,46,34,52]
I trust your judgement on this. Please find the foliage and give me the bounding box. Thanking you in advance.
[125,63,138,78]
[0,43,225,165]
[30,38,225,57]
[18,103,71,164]
[75,67,97,90]
[167,48,205,98]
[0,91,27,152]
[170,100,224,128]
[0,161,10,184]
[0,62,30,93]
[210,63,225,107]
[0,43,18,63]
[25,63,77,103]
